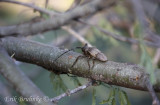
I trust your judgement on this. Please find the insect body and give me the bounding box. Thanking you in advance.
[55,43,107,70]
[81,44,107,62]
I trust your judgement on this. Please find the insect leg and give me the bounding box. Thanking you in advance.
[87,57,91,70]
[75,47,82,49]
[67,73,77,77]
[71,55,85,68]
[91,59,95,70]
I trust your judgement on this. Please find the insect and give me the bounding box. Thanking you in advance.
[55,43,107,70]
[80,43,107,62]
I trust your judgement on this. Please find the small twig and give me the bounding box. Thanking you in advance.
[78,19,139,43]
[145,78,160,105]
[53,25,90,46]
[50,81,92,102]
[130,0,148,34]
[61,26,92,47]
[0,0,55,16]
[153,48,160,66]
[77,19,160,48]
[10,52,15,58]
[129,0,160,48]
[45,0,49,8]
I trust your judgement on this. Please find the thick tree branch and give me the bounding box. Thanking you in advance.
[0,47,55,105]
[0,0,116,37]
[0,0,54,15]
[0,37,160,92]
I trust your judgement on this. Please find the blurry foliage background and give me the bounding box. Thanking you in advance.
[0,0,160,105]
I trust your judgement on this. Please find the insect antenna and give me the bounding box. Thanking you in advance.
[54,46,82,62]
[54,49,74,61]
[87,58,91,70]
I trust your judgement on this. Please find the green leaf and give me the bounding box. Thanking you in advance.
[50,72,68,94]
[108,96,115,105]
[122,90,131,105]
[121,91,127,105]
[118,89,131,105]
[139,44,156,84]
[19,99,26,105]
[99,99,108,104]
[118,89,123,105]
[50,72,56,86]
[99,88,115,104]
[112,97,116,105]
[136,20,156,84]
[125,94,131,105]
[92,88,96,105]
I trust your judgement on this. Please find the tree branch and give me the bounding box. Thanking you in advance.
[61,26,92,47]
[77,19,160,48]
[0,0,116,37]
[0,47,55,105]
[1,37,160,92]
[0,0,54,15]
[145,78,160,105]
[0,81,18,105]
[50,81,92,102]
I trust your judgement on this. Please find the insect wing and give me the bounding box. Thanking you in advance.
[96,53,107,62]
[88,47,100,57]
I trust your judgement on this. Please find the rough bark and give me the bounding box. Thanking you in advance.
[0,37,160,92]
